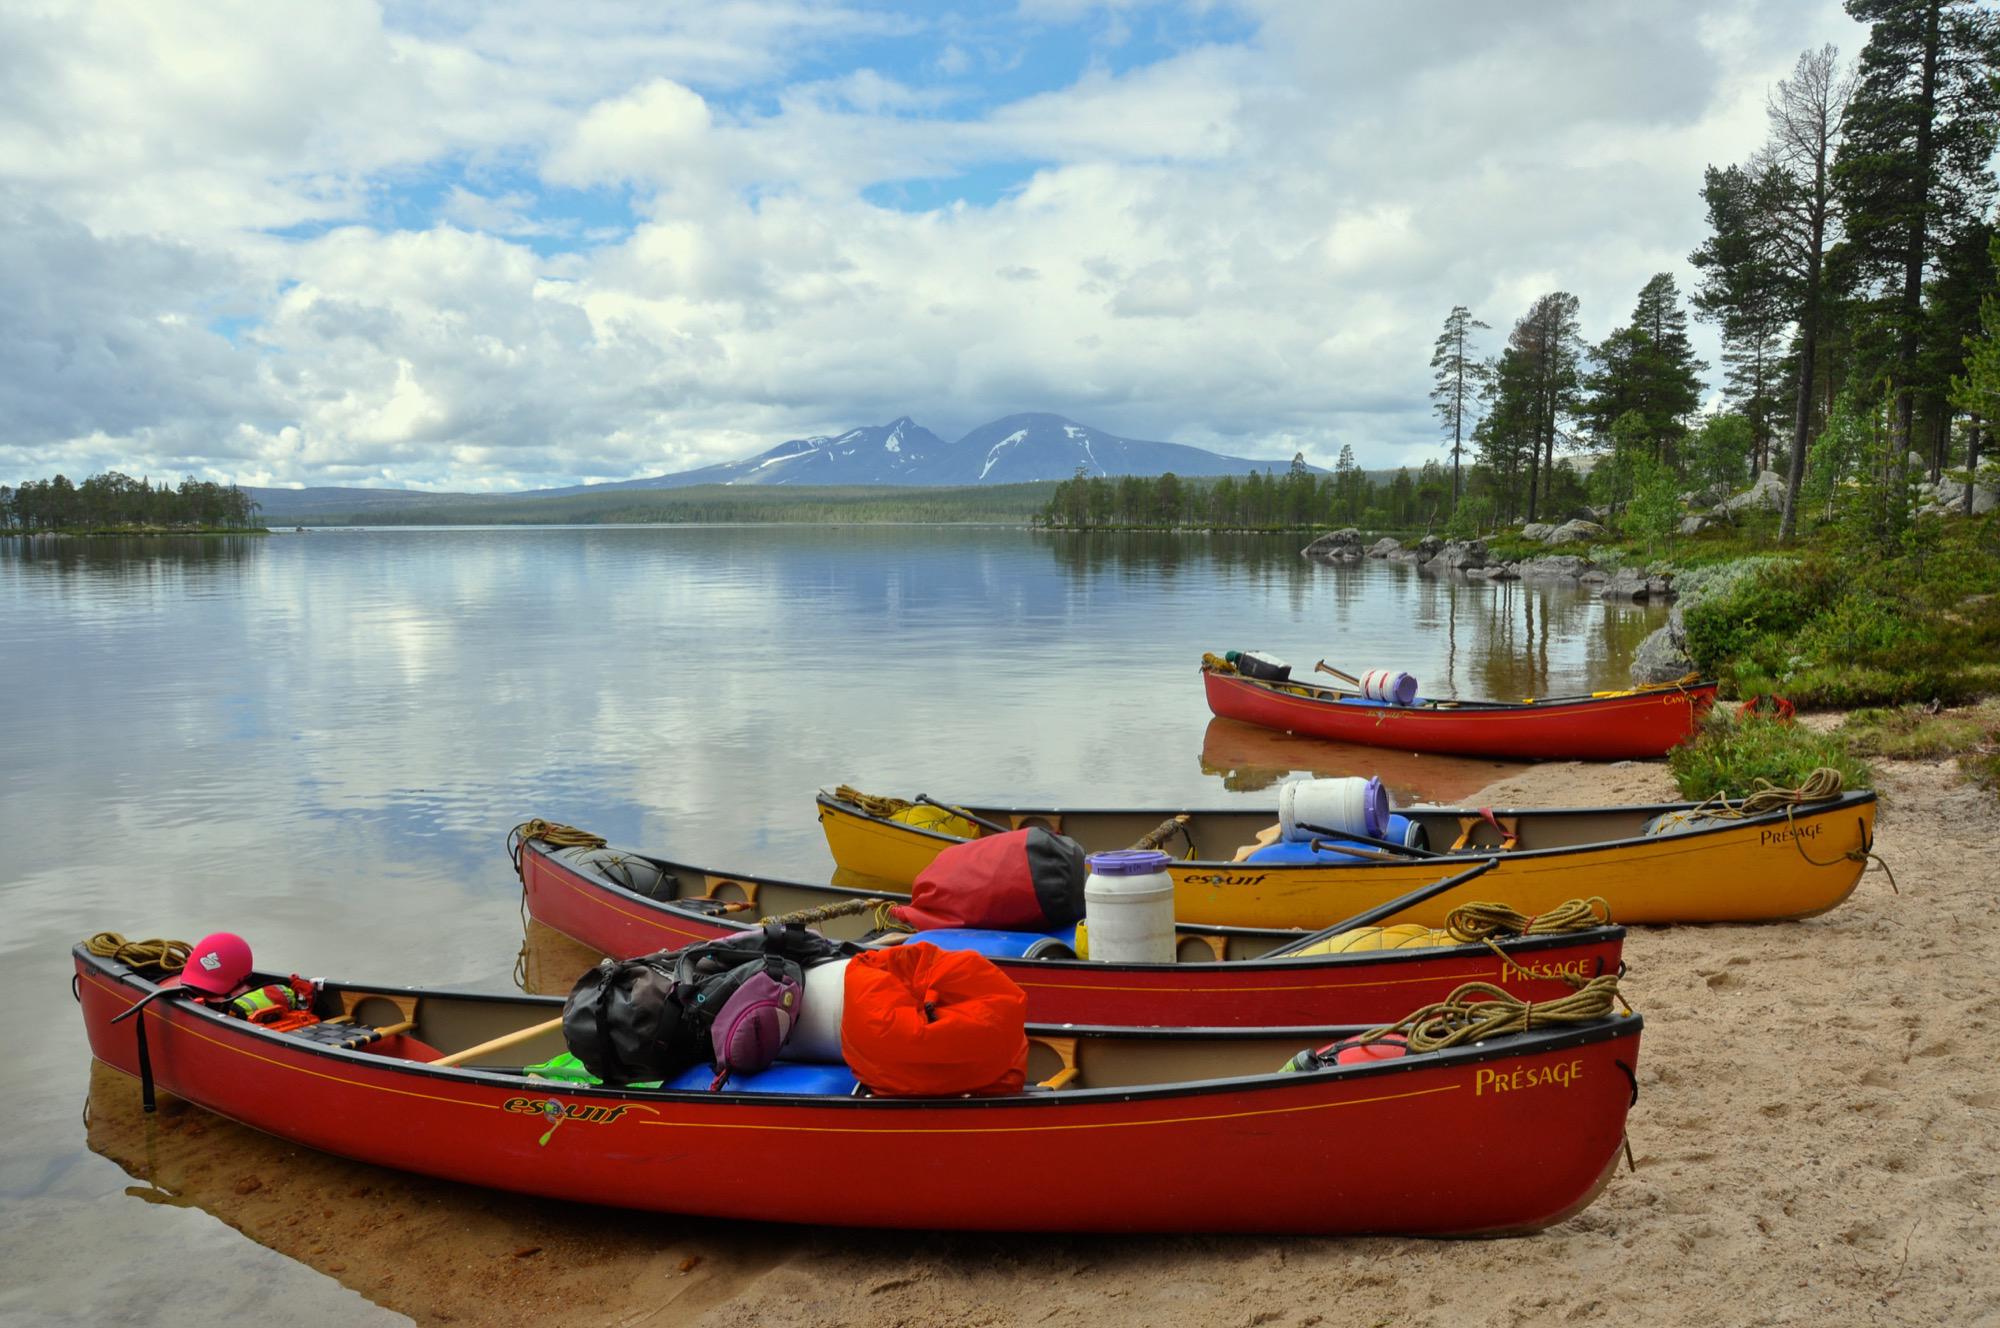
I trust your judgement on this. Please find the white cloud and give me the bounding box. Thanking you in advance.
[1,0,1867,489]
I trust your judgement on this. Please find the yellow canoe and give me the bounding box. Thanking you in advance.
[815,789,1881,928]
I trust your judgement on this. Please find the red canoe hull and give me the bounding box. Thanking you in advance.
[519,842,1626,1027]
[1204,671,1716,760]
[76,949,1640,1235]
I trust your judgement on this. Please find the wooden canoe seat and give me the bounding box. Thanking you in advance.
[1450,813,1521,853]
[1178,934,1230,962]
[327,990,418,1038]
[699,877,761,910]
[1233,823,1283,862]
[1029,1035,1080,1090]
[1011,814,1063,835]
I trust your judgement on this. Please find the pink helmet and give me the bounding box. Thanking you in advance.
[181,932,252,995]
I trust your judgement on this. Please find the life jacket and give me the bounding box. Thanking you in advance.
[561,923,851,1087]
[888,827,1086,932]
[225,976,319,1032]
[839,943,1028,1097]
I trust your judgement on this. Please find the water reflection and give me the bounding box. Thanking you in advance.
[1197,717,1515,801]
[80,1061,794,1326]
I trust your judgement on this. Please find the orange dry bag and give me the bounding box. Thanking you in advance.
[840,944,1028,1097]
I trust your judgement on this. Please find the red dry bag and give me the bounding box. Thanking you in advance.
[840,944,1028,1097]
[887,827,1085,932]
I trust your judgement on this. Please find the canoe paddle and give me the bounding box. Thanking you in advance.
[1259,857,1501,958]
[914,794,1011,837]
[1289,819,1444,859]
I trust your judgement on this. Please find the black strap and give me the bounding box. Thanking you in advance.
[111,987,186,1114]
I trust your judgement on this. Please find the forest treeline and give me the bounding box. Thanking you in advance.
[1047,2,2000,544]
[1,472,261,532]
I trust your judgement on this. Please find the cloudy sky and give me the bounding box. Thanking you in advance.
[2,0,1866,491]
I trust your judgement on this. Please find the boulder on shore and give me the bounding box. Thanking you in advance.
[1548,519,1608,545]
[1520,522,1554,542]
[1718,471,1787,515]
[1367,536,1401,558]
[1678,513,1712,536]
[1631,619,1696,684]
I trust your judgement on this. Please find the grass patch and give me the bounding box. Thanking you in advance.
[1679,514,2000,707]
[1838,704,1997,759]
[1667,712,1874,802]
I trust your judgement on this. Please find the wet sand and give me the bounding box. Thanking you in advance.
[82,757,1998,1327]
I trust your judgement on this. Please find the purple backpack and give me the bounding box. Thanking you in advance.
[697,960,803,1089]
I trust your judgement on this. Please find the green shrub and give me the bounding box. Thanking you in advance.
[1667,712,1873,802]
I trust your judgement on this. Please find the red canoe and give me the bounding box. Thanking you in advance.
[516,835,1626,1027]
[75,943,1642,1235]
[1203,664,1716,760]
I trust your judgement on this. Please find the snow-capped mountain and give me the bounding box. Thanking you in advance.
[574,417,954,489]
[610,412,1303,488]
[937,413,1293,484]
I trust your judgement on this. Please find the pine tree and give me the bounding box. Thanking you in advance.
[1429,306,1491,511]
[1834,0,2000,478]
[1762,44,1856,540]
[1691,164,1790,476]
[1504,293,1586,522]
[1584,274,1707,466]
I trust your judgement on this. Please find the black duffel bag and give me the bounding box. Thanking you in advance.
[561,922,855,1084]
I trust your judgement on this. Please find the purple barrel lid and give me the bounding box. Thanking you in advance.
[1086,849,1173,876]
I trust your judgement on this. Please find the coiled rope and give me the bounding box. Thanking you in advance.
[1442,898,1628,1007]
[1647,767,1846,832]
[832,785,915,818]
[507,819,608,876]
[1444,897,1612,943]
[1643,768,1896,892]
[85,932,190,977]
[1302,974,1625,1067]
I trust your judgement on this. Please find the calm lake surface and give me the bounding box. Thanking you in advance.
[0,526,1666,1324]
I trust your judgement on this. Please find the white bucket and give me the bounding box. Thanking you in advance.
[1082,850,1176,964]
[788,958,850,1062]
[1359,669,1419,705]
[1279,777,1390,843]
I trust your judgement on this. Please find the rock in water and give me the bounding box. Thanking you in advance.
[1301,528,1365,560]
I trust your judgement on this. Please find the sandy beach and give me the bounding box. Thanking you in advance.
[81,755,1998,1328]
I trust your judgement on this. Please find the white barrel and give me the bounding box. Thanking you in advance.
[1359,669,1419,705]
[787,958,850,1062]
[1082,850,1176,963]
[1279,777,1390,842]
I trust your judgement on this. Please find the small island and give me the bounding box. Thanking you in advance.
[1,473,265,536]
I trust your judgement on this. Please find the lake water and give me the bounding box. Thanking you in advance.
[0,527,1666,1324]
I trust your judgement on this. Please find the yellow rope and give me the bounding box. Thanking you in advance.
[1443,899,1623,1004]
[85,932,191,976]
[1377,975,1624,1054]
[832,785,915,818]
[1200,652,1237,674]
[507,819,607,877]
[1649,767,1846,833]
[1444,898,1613,943]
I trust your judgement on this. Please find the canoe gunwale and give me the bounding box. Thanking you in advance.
[74,944,1642,1112]
[814,788,1882,868]
[1208,669,1720,715]
[523,838,1628,976]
